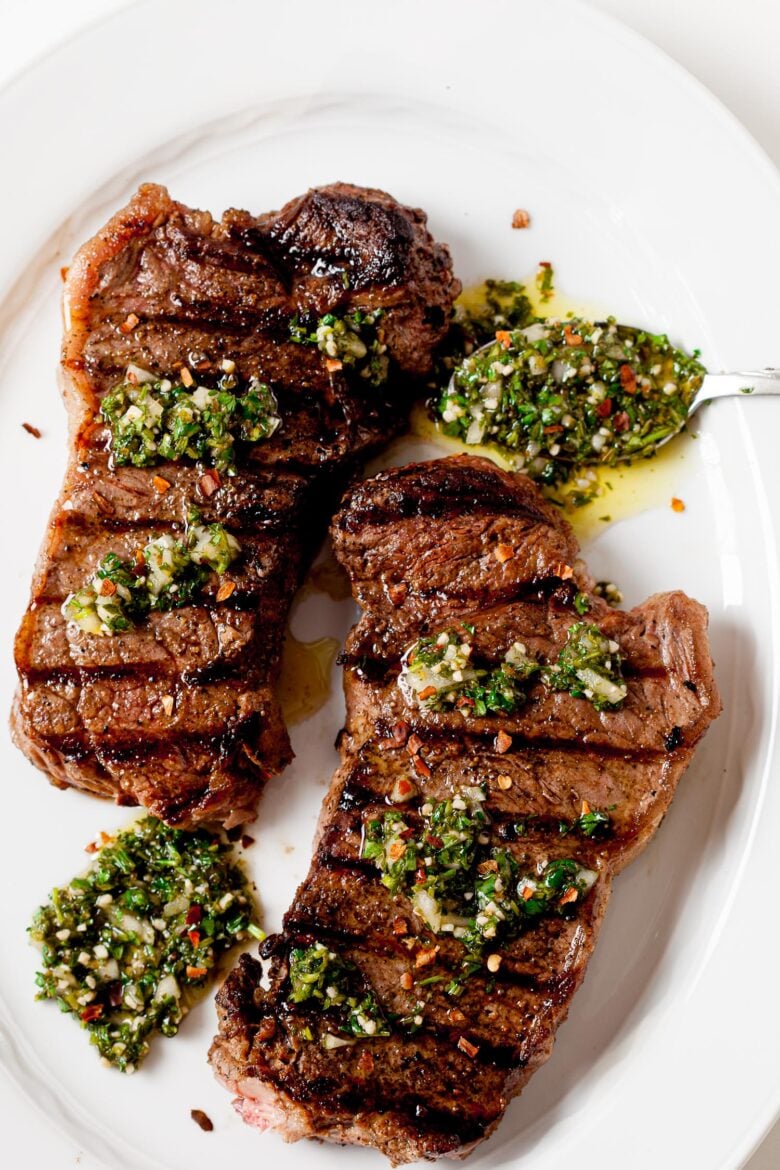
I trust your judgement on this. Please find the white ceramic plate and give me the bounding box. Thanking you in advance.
[1,1,779,1167]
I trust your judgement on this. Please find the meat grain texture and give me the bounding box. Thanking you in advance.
[11,183,458,827]
[211,455,722,1163]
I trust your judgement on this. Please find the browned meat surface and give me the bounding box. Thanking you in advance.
[11,183,459,827]
[211,455,721,1162]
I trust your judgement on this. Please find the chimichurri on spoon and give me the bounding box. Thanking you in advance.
[433,281,780,494]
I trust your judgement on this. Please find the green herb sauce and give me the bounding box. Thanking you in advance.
[101,367,280,473]
[30,817,261,1073]
[436,313,705,486]
[399,627,539,715]
[61,510,240,636]
[362,787,598,995]
[289,309,389,386]
[399,621,627,716]
[543,621,627,711]
[287,943,390,1045]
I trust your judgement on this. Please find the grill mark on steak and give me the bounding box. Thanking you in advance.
[211,455,722,1163]
[11,183,459,827]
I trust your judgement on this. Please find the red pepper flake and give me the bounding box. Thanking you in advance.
[152,475,171,494]
[80,1004,104,1022]
[22,422,42,438]
[186,904,202,925]
[190,1109,214,1133]
[393,778,415,801]
[386,580,408,607]
[60,266,69,282]
[216,579,236,603]
[613,410,630,433]
[448,1007,467,1026]
[199,470,221,497]
[399,971,414,991]
[457,1035,480,1059]
[581,799,592,816]
[99,578,117,597]
[543,424,563,434]
[392,917,409,936]
[325,358,343,373]
[477,859,498,875]
[188,930,201,948]
[84,831,112,854]
[241,835,255,849]
[418,685,437,701]
[180,366,194,388]
[671,497,685,513]
[511,208,531,230]
[595,399,612,418]
[563,324,583,347]
[415,866,427,884]
[392,721,410,746]
[455,695,475,710]
[494,730,513,754]
[356,1049,375,1076]
[415,946,439,969]
[413,755,432,779]
[553,562,574,580]
[406,733,423,756]
[559,887,579,906]
[495,330,512,349]
[520,884,534,901]
[619,364,637,394]
[494,543,514,564]
[120,313,140,334]
[388,840,407,862]
[186,965,208,979]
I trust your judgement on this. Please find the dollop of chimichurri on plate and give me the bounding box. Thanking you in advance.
[29,817,261,1073]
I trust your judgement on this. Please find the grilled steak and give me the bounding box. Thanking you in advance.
[11,183,459,827]
[211,454,721,1162]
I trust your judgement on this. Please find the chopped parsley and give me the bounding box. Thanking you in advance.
[399,628,539,715]
[428,279,534,392]
[29,817,260,1073]
[61,511,240,636]
[573,591,591,616]
[362,787,598,995]
[289,309,389,386]
[543,622,627,711]
[287,943,390,1044]
[101,366,280,473]
[535,261,555,303]
[436,315,705,485]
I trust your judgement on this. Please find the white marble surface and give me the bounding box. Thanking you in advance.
[0,0,777,1165]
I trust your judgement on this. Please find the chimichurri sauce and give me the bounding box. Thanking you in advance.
[432,281,705,494]
[30,817,261,1073]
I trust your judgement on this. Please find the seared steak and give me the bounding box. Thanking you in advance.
[211,455,721,1162]
[11,183,458,827]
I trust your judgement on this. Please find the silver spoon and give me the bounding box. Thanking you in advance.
[446,329,780,459]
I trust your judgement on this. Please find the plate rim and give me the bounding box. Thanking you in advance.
[1,2,779,1168]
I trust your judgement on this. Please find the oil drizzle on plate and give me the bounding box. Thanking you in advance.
[278,633,340,726]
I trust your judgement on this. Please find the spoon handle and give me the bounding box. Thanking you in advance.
[697,369,780,405]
